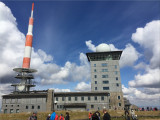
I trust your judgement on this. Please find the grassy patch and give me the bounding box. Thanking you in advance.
[0,110,160,120]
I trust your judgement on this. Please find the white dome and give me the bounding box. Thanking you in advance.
[96,43,111,52]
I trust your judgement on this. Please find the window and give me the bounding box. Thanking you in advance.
[94,69,96,72]
[17,105,19,107]
[94,75,97,78]
[115,71,118,75]
[115,65,117,69]
[102,63,107,67]
[119,103,121,106]
[103,87,109,90]
[26,106,28,109]
[95,87,97,90]
[75,97,77,101]
[62,97,65,101]
[94,64,96,67]
[91,105,94,108]
[116,83,119,87]
[11,105,13,107]
[102,69,108,72]
[6,105,7,107]
[94,96,97,100]
[56,97,58,101]
[10,109,13,113]
[16,109,19,113]
[102,75,108,78]
[68,96,71,101]
[101,96,104,101]
[88,96,90,101]
[109,99,110,103]
[81,97,84,101]
[118,96,120,99]
[37,105,40,109]
[4,109,7,114]
[95,81,97,84]
[103,81,109,84]
[32,106,34,109]
[108,93,110,96]
[57,105,59,108]
[116,77,118,80]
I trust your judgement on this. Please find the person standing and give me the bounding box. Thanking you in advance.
[103,108,111,120]
[89,112,92,120]
[46,114,51,120]
[131,110,135,120]
[92,112,99,120]
[50,110,58,120]
[125,109,129,120]
[65,112,70,120]
[28,112,37,120]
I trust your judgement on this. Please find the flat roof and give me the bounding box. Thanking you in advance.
[54,91,109,97]
[2,93,47,99]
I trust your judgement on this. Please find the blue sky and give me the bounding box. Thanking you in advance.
[0,1,160,107]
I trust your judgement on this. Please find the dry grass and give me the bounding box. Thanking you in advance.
[0,110,160,120]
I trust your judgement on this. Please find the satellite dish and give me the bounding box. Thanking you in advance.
[17,85,25,91]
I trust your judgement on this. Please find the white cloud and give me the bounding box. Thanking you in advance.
[132,20,160,69]
[129,68,160,88]
[134,62,148,70]
[49,88,71,92]
[85,40,96,52]
[75,82,91,91]
[129,20,160,89]
[120,44,141,68]
[122,85,160,106]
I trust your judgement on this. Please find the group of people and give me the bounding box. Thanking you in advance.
[125,109,138,120]
[46,111,70,120]
[88,108,111,120]
[28,110,70,120]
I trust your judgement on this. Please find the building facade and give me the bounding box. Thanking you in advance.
[2,90,53,113]
[86,51,124,110]
[54,92,109,111]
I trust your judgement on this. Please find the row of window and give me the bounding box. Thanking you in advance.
[94,64,118,68]
[94,69,119,74]
[4,109,19,113]
[56,96,105,101]
[5,105,19,107]
[94,75,119,80]
[95,81,120,86]
[26,105,40,109]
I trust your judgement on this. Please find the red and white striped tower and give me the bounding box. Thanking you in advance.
[22,3,34,69]
[12,3,37,92]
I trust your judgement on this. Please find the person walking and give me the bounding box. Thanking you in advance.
[103,108,111,120]
[50,110,58,120]
[65,112,70,120]
[28,112,37,120]
[59,114,64,120]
